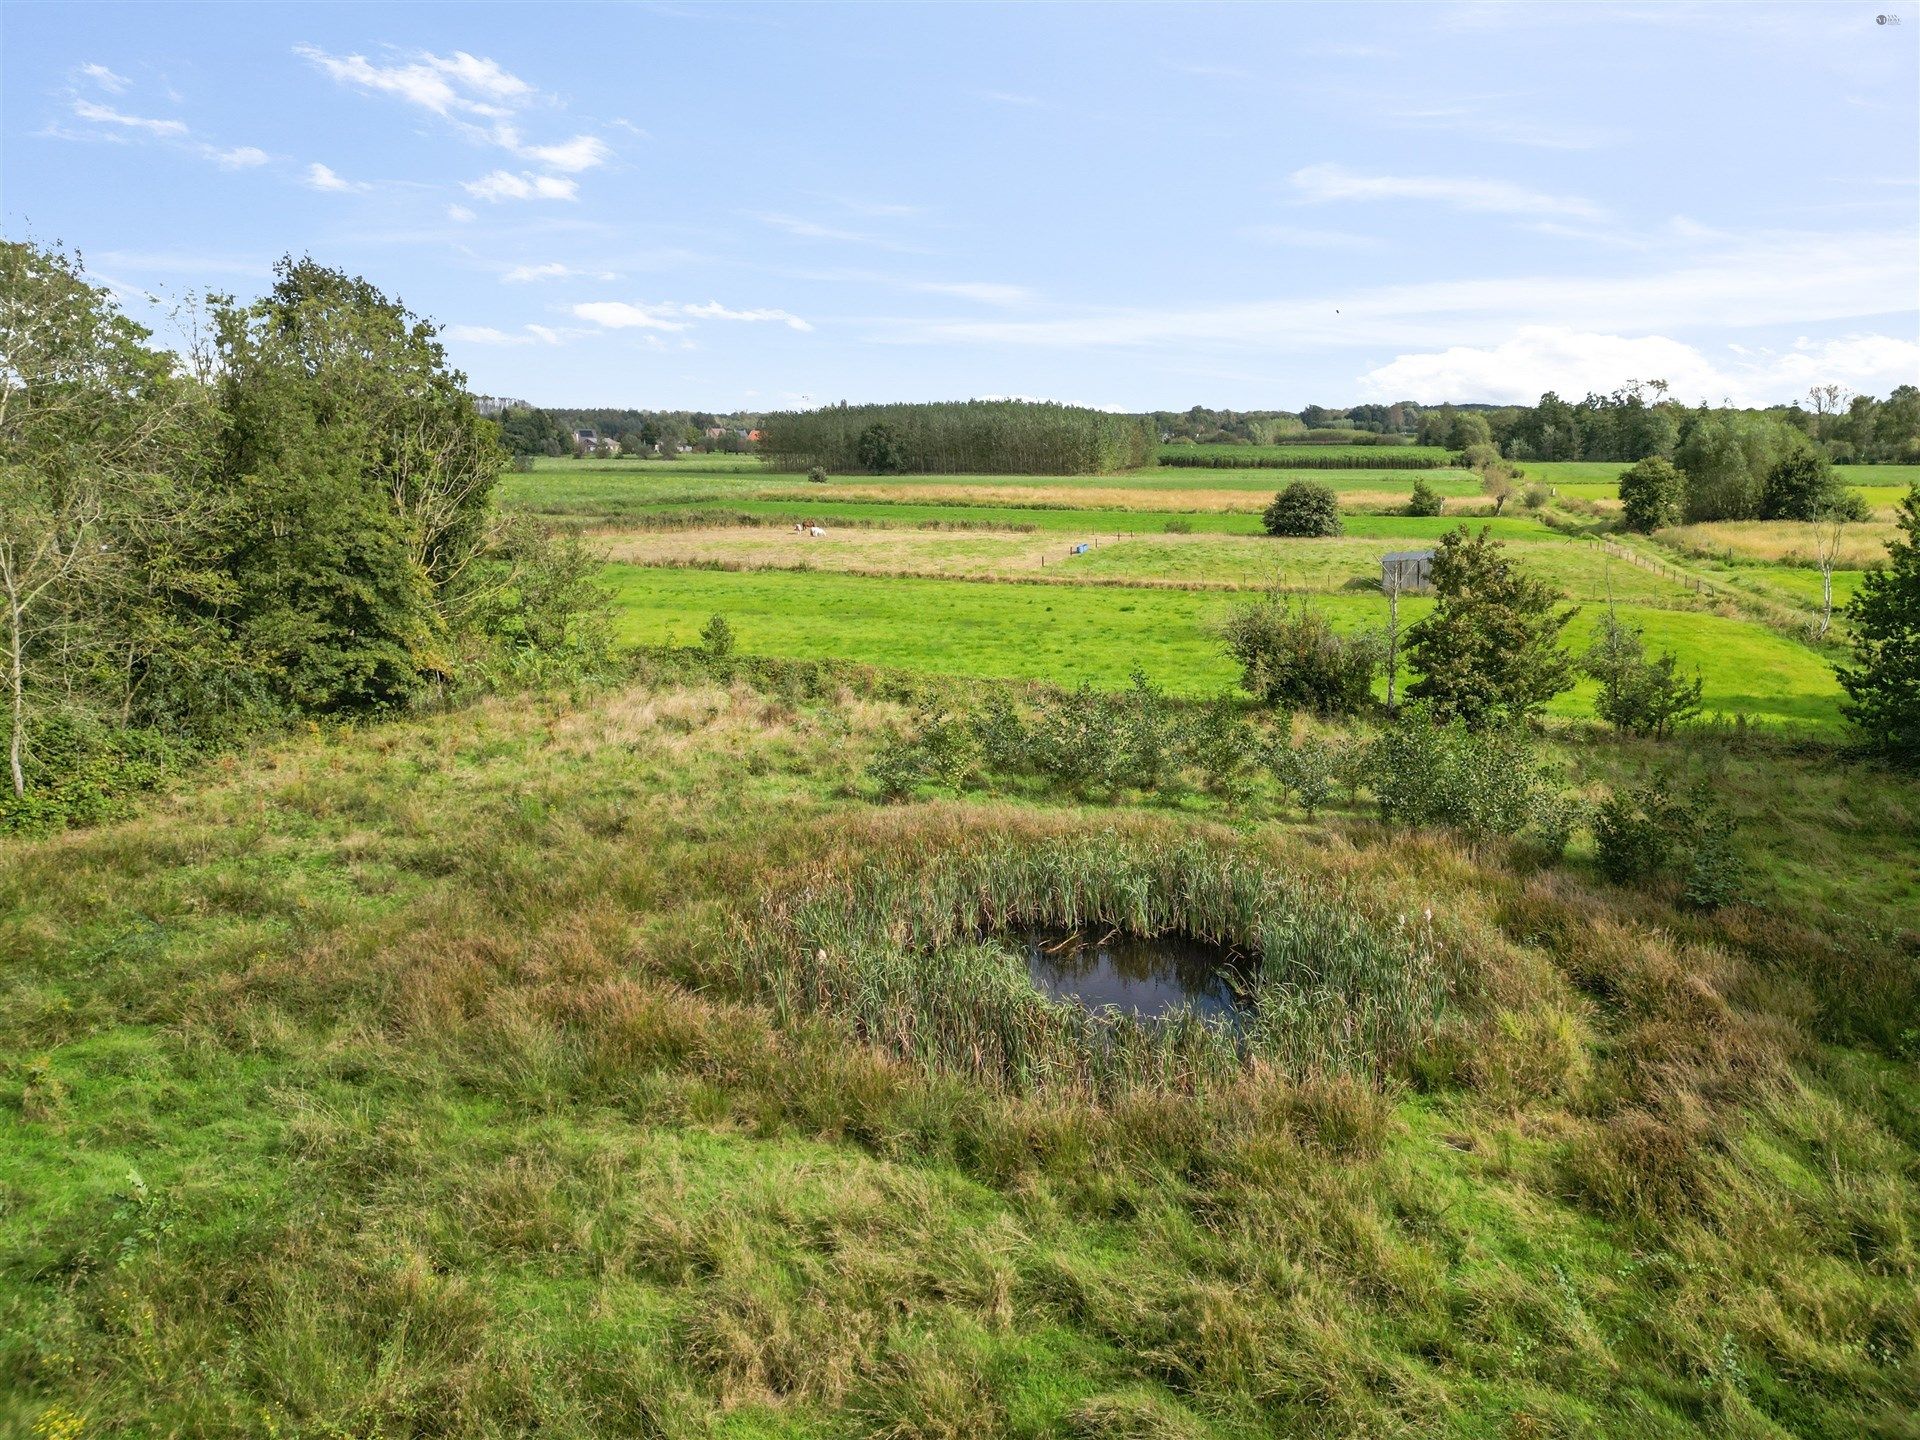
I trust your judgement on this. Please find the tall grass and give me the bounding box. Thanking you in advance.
[717,824,1451,1095]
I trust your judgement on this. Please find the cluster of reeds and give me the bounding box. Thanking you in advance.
[717,826,1450,1097]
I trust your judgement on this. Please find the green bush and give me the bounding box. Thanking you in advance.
[807,465,828,484]
[1217,595,1380,715]
[1406,476,1445,517]
[1272,735,1339,818]
[1583,613,1702,738]
[700,613,736,658]
[870,701,979,800]
[1592,783,1687,883]
[1262,481,1343,537]
[1163,517,1194,534]
[1366,704,1561,844]
[1617,457,1685,533]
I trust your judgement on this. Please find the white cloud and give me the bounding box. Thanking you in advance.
[72,98,187,137]
[296,45,533,119]
[573,299,814,333]
[445,324,516,344]
[572,301,689,331]
[903,230,1915,352]
[464,169,577,202]
[501,262,616,283]
[447,204,477,222]
[1355,326,1920,407]
[444,322,573,347]
[80,63,130,92]
[493,128,611,173]
[305,162,368,193]
[214,145,269,168]
[907,280,1034,306]
[681,301,813,332]
[1290,162,1607,221]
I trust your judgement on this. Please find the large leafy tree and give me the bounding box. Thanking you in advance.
[0,241,223,797]
[214,257,505,709]
[1838,485,1920,763]
[1617,456,1685,533]
[1405,526,1576,725]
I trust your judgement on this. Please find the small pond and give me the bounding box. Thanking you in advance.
[1008,925,1254,1025]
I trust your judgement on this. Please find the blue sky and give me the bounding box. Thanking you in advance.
[5,2,1916,411]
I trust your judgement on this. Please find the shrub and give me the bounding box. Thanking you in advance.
[1262,481,1343,537]
[1272,735,1339,818]
[700,613,736,657]
[1366,704,1561,844]
[1406,476,1445,516]
[1217,595,1379,715]
[1682,805,1746,911]
[1583,613,1702,738]
[1163,517,1193,534]
[870,701,979,800]
[1521,481,1551,510]
[1180,696,1261,798]
[976,670,1183,796]
[1405,526,1576,725]
[1592,783,1687,883]
[1760,452,1865,522]
[1617,457,1685,533]
[1840,484,1920,762]
[806,465,828,483]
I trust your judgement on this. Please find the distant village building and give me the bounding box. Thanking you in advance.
[1381,549,1434,593]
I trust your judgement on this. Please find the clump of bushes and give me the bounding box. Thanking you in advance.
[1584,613,1701,738]
[807,465,828,483]
[1406,476,1445,517]
[1593,780,1744,908]
[1163,517,1193,534]
[700,613,736,658]
[1262,481,1343,537]
[1364,704,1570,847]
[1217,595,1380,715]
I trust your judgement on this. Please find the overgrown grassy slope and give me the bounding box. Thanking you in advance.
[3,665,1917,1437]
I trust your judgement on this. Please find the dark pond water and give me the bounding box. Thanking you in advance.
[1009,925,1253,1025]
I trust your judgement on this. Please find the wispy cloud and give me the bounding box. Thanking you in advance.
[447,204,477,223]
[573,299,814,333]
[572,301,688,332]
[295,45,534,118]
[493,128,612,173]
[444,322,571,346]
[305,162,369,193]
[893,230,1916,353]
[1357,327,1920,407]
[501,261,616,282]
[681,301,812,332]
[465,170,578,202]
[1289,162,1607,220]
[79,63,131,93]
[749,211,923,252]
[214,145,270,169]
[979,90,1044,108]
[72,98,187,137]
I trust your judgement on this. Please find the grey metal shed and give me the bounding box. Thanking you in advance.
[1381,549,1435,593]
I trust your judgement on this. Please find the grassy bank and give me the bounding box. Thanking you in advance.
[2,671,1916,1436]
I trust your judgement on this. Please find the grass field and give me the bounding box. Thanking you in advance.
[1158,441,1452,462]
[600,564,1845,726]
[493,452,1866,732]
[6,442,1918,1436]
[4,660,1917,1436]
